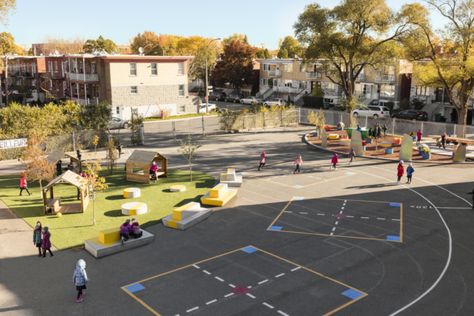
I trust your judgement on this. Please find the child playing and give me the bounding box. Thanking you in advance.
[73,259,88,303]
[293,154,303,174]
[258,151,267,171]
[406,163,415,184]
[331,153,339,169]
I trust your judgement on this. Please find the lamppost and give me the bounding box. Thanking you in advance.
[205,38,221,113]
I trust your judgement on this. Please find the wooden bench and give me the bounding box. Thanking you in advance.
[201,183,238,207]
[162,202,211,230]
[84,228,154,258]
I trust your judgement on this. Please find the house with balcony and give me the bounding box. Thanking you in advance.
[2,54,197,119]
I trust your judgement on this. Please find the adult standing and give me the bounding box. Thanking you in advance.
[396,160,404,184]
[41,227,53,257]
[258,151,267,171]
[293,154,303,174]
[33,221,42,257]
[73,259,88,303]
[19,173,31,196]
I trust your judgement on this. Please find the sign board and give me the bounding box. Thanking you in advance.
[0,138,27,150]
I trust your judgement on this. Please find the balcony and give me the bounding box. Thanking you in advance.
[274,86,300,94]
[67,72,99,82]
[50,72,64,80]
[71,97,99,106]
[375,74,396,83]
[306,72,322,79]
[268,70,281,77]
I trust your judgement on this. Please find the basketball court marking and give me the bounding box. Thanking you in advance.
[121,245,368,316]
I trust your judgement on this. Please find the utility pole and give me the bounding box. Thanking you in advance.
[205,38,221,114]
[4,55,8,106]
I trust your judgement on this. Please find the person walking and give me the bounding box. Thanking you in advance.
[41,227,53,257]
[293,154,303,174]
[396,160,404,184]
[331,153,339,169]
[382,124,388,136]
[33,221,42,257]
[349,148,356,165]
[19,173,31,196]
[258,151,267,171]
[416,129,422,143]
[73,259,88,303]
[56,160,62,177]
[376,124,382,138]
[441,132,447,149]
[406,163,415,184]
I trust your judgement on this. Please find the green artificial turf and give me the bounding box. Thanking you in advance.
[0,169,215,249]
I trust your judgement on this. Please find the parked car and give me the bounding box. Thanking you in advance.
[108,117,129,129]
[369,99,395,109]
[240,97,262,105]
[209,91,226,101]
[392,109,428,121]
[351,105,390,118]
[263,98,287,106]
[198,103,218,113]
[224,94,241,103]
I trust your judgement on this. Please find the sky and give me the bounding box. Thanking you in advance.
[3,0,446,50]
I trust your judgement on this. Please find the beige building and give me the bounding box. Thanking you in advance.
[257,58,412,107]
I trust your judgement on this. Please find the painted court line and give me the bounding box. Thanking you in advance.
[203,270,211,275]
[278,310,290,316]
[214,276,224,282]
[206,299,217,305]
[263,302,274,309]
[246,293,256,299]
[275,273,285,278]
[291,266,302,272]
[377,218,386,220]
[392,219,400,221]
[186,306,199,313]
[258,279,269,285]
[224,292,234,298]
[192,264,200,269]
[228,283,236,288]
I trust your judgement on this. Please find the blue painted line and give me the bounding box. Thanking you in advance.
[127,283,145,294]
[389,202,401,207]
[270,226,283,231]
[386,235,400,242]
[241,246,258,254]
[342,288,365,300]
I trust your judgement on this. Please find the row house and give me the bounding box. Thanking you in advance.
[1,54,196,119]
[257,58,412,107]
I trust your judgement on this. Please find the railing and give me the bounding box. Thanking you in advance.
[268,70,281,77]
[306,72,321,79]
[71,97,99,105]
[375,74,396,82]
[67,72,99,81]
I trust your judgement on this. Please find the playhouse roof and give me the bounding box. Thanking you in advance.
[43,170,85,191]
[126,150,161,164]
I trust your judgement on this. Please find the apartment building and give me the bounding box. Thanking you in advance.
[1,54,196,119]
[257,58,412,107]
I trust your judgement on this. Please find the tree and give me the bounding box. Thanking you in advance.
[106,138,118,174]
[83,160,108,225]
[256,47,271,59]
[178,135,201,181]
[277,36,303,58]
[80,102,112,133]
[294,0,418,112]
[83,35,117,54]
[130,110,144,145]
[223,34,249,46]
[0,0,15,24]
[307,109,325,137]
[403,0,474,130]
[212,40,256,91]
[22,135,55,192]
[189,38,221,82]
[32,37,84,55]
[130,31,164,55]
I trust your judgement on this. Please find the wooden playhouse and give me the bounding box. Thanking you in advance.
[126,150,168,184]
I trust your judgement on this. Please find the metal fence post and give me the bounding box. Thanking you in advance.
[202,115,205,136]
[392,118,395,135]
[420,121,424,136]
[172,121,176,138]
[454,124,457,137]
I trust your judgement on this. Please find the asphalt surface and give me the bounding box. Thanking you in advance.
[1,129,474,316]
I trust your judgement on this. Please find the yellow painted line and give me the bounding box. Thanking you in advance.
[400,203,404,243]
[269,229,400,242]
[323,292,368,316]
[121,288,161,316]
[267,199,293,229]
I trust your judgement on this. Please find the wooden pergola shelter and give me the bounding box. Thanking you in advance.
[126,150,168,184]
[42,170,90,214]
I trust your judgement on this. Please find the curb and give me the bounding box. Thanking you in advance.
[302,133,474,165]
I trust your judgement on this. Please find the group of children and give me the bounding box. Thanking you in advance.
[119,218,143,244]
[32,221,53,257]
[397,160,415,184]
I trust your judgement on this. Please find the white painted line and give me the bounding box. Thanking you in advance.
[392,219,400,222]
[228,283,236,288]
[206,299,217,305]
[334,221,339,225]
[346,215,354,218]
[224,292,234,298]
[192,264,200,269]
[186,306,199,313]
[246,293,256,299]
[361,217,369,219]
[331,227,336,232]
[299,212,308,215]
[290,266,301,272]
[377,218,386,220]
[203,270,211,275]
[317,213,325,216]
[247,285,252,289]
[293,196,305,200]
[215,276,224,282]
[437,206,472,210]
[275,273,285,278]
[283,211,293,213]
[278,310,290,316]
[341,207,345,210]
[258,279,269,285]
[330,232,334,236]
[263,302,274,309]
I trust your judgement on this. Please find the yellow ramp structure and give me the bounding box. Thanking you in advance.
[201,183,238,207]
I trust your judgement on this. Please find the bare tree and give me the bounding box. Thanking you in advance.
[178,135,202,182]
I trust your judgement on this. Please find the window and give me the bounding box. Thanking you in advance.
[130,86,138,94]
[91,63,97,74]
[178,84,185,96]
[130,63,137,76]
[178,63,184,75]
[179,105,186,112]
[116,107,120,114]
[151,63,157,75]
